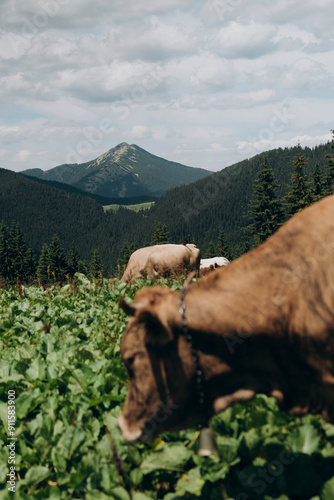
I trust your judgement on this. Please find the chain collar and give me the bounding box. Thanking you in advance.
[179,273,205,410]
[179,274,218,456]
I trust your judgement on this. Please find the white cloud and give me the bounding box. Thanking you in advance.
[189,53,237,91]
[0,0,334,173]
[126,125,150,140]
[214,22,277,59]
[15,150,32,162]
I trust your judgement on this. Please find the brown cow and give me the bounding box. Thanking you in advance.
[118,196,334,442]
[121,243,201,283]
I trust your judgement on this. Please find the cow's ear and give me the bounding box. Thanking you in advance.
[137,308,174,346]
[120,297,137,316]
[122,287,175,345]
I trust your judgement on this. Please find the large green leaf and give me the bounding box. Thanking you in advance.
[21,465,52,487]
[321,476,334,500]
[140,445,192,474]
[286,424,321,454]
[175,467,205,497]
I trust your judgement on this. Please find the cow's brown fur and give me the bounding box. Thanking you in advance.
[199,263,225,277]
[121,243,201,283]
[118,196,334,442]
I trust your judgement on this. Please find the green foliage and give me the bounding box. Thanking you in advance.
[151,222,171,246]
[310,163,325,202]
[48,235,68,282]
[205,241,217,258]
[118,243,139,276]
[203,229,231,259]
[37,243,50,283]
[104,202,155,213]
[78,259,89,276]
[324,130,334,196]
[216,229,230,259]
[284,146,313,218]
[90,249,103,279]
[247,157,284,245]
[0,278,333,499]
[67,243,80,278]
[0,222,36,283]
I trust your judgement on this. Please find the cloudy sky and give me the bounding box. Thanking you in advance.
[1,0,334,173]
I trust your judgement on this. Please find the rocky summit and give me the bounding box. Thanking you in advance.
[22,143,212,198]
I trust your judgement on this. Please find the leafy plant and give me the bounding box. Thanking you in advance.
[0,276,333,499]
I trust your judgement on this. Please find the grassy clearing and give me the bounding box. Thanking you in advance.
[103,202,155,213]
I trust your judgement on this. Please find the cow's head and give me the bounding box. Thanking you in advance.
[118,286,201,442]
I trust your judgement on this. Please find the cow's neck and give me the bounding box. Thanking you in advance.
[180,266,285,338]
[172,257,334,421]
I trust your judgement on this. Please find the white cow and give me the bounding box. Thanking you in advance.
[200,257,230,274]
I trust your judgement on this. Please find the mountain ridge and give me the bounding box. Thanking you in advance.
[22,142,212,199]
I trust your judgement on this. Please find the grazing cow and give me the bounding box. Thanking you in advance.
[118,196,334,442]
[200,257,230,276]
[121,243,201,283]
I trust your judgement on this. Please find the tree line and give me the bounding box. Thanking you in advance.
[0,227,105,285]
[246,136,334,247]
[1,136,333,285]
[0,221,175,285]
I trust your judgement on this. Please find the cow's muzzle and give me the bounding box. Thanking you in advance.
[117,414,143,442]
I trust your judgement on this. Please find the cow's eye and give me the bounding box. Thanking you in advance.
[125,355,136,378]
[124,352,145,377]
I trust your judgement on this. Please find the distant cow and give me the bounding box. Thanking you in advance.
[121,243,201,283]
[200,257,230,276]
[118,196,334,442]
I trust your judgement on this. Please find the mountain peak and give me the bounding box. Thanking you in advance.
[22,143,212,199]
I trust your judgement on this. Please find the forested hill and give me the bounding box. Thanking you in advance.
[22,174,157,206]
[0,168,150,270]
[1,141,333,272]
[148,142,333,254]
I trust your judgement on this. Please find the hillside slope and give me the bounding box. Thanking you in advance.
[0,168,148,270]
[23,143,212,198]
[146,142,333,254]
[2,142,332,270]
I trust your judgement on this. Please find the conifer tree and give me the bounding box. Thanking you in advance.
[68,243,80,277]
[151,222,171,245]
[247,156,284,245]
[216,229,230,259]
[205,241,217,258]
[48,235,67,281]
[284,146,313,218]
[37,244,50,283]
[324,130,334,195]
[90,249,103,279]
[118,242,138,270]
[25,248,37,281]
[9,223,28,281]
[242,238,251,255]
[310,164,324,203]
[78,260,89,276]
[0,223,12,281]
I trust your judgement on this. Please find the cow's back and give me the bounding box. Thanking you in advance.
[121,243,201,282]
[121,247,152,282]
[148,244,197,276]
